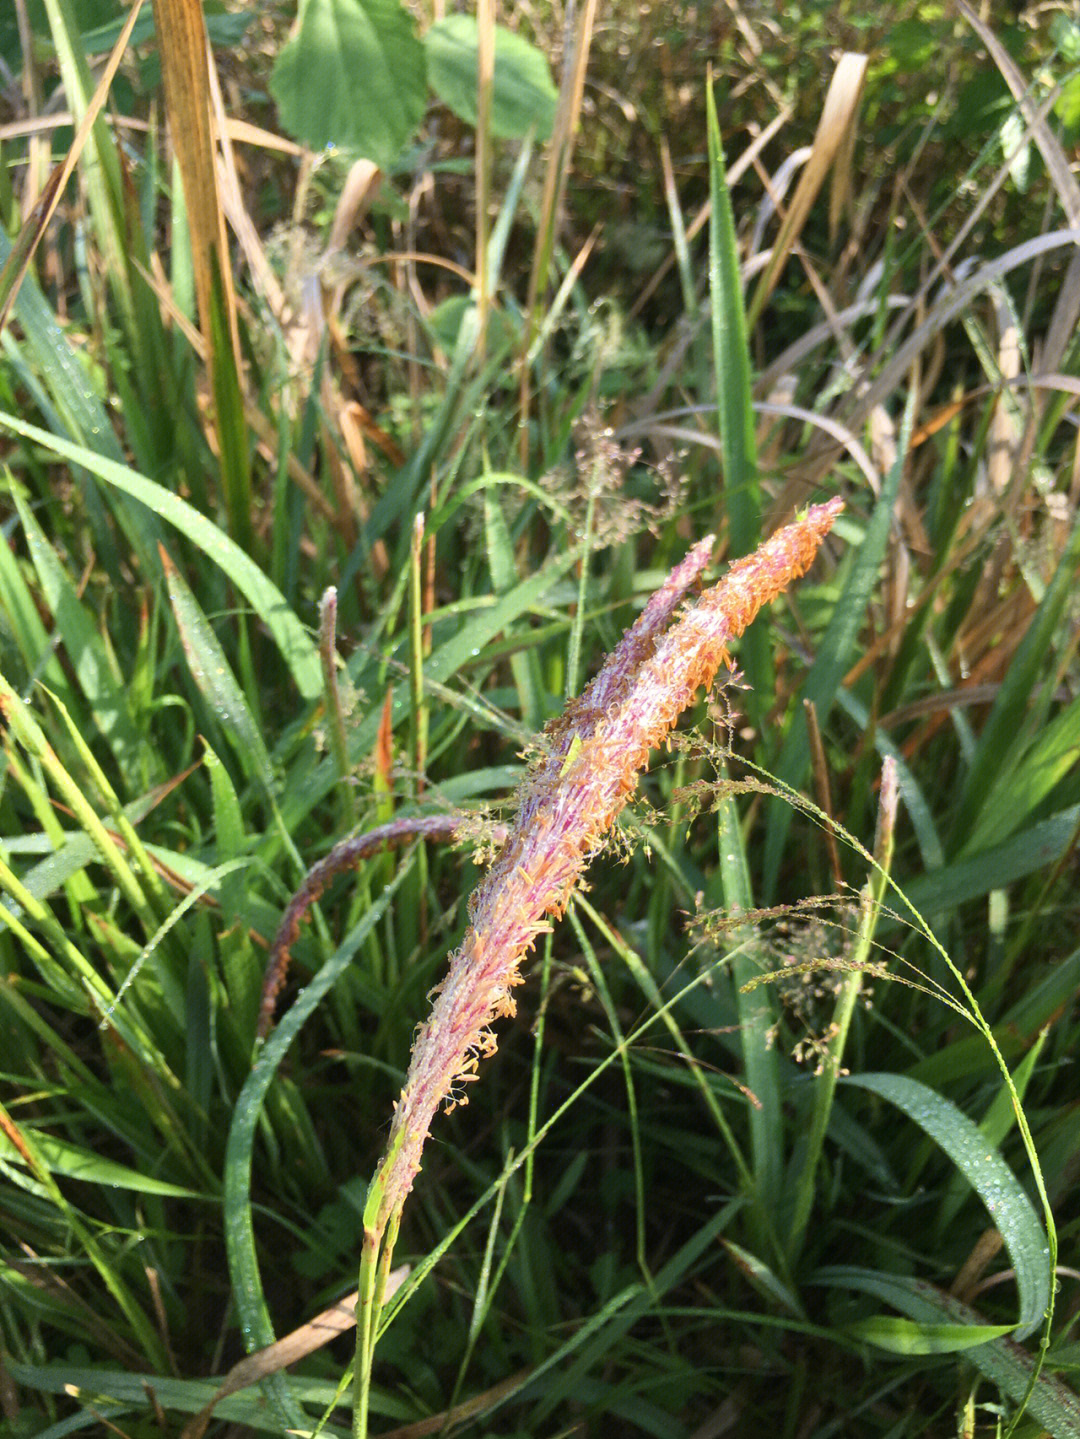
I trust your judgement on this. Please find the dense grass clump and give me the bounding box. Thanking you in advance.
[0,3,1078,1436]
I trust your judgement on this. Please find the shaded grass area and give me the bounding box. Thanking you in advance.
[1,2,1079,1435]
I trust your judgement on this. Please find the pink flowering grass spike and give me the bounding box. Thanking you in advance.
[353,501,843,1437]
[366,498,843,1235]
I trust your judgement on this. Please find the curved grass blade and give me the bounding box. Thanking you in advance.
[815,1268,1080,1436]
[841,1072,1050,1340]
[846,1315,1013,1354]
[223,859,414,1428]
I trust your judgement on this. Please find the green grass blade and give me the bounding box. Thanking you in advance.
[0,414,323,702]
[14,493,149,781]
[787,760,898,1265]
[886,804,1080,927]
[162,552,275,795]
[0,498,76,701]
[712,772,785,1270]
[705,80,769,722]
[960,688,1080,858]
[845,1316,1013,1353]
[0,674,157,934]
[223,860,414,1426]
[2,1126,204,1198]
[705,79,758,551]
[483,486,543,729]
[0,1096,166,1368]
[950,509,1080,850]
[814,1268,1080,1435]
[207,259,254,553]
[841,1072,1050,1339]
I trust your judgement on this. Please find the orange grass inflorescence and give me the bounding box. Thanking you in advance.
[372,499,844,1229]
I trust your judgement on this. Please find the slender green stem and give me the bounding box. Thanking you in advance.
[320,586,358,830]
[787,758,898,1265]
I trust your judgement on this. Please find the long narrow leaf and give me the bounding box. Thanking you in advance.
[841,1072,1050,1339]
[0,415,322,701]
[223,861,413,1426]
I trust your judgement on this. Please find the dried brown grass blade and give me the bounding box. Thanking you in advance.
[957,0,1080,382]
[519,0,600,466]
[0,0,145,337]
[180,1269,407,1439]
[152,0,241,370]
[746,52,867,330]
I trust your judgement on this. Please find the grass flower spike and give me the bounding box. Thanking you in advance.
[370,498,843,1234]
[354,499,842,1435]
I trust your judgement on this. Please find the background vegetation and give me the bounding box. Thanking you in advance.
[1,0,1079,1435]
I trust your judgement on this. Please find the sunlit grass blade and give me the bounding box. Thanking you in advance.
[0,674,158,935]
[0,1096,167,1368]
[745,53,868,330]
[0,414,322,702]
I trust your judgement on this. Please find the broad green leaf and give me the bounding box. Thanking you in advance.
[426,14,557,140]
[0,415,323,702]
[842,1072,1050,1340]
[270,0,426,164]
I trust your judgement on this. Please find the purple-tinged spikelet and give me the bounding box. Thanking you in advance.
[372,499,843,1229]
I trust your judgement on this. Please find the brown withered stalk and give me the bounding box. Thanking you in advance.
[350,498,843,1437]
